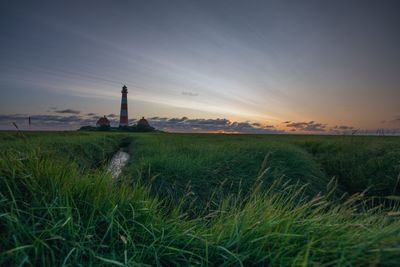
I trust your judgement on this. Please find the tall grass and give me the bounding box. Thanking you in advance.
[126,134,333,205]
[1,133,400,265]
[298,137,400,195]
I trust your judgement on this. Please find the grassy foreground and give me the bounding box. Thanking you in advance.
[1,132,400,266]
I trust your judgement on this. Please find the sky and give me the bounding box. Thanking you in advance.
[0,0,399,134]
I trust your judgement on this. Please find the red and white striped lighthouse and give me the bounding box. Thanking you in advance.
[119,85,128,127]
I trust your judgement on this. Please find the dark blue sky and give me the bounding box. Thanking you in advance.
[0,0,399,132]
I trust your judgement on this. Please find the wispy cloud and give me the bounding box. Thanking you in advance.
[286,121,327,132]
[330,125,357,135]
[54,109,81,114]
[381,115,400,125]
[333,125,354,130]
[182,91,199,97]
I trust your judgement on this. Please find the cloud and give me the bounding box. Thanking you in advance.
[167,117,188,123]
[107,113,118,118]
[182,91,199,97]
[54,109,81,114]
[330,125,357,135]
[381,115,400,125]
[86,112,97,116]
[147,117,282,134]
[47,107,58,112]
[1,114,397,135]
[0,113,278,134]
[286,121,327,132]
[333,125,354,130]
[0,114,85,129]
[0,113,119,130]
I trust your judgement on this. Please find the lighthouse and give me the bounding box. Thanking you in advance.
[119,85,128,127]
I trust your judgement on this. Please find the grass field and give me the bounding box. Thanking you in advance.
[1,132,400,266]
[129,134,400,200]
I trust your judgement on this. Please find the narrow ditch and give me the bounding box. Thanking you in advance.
[107,138,132,178]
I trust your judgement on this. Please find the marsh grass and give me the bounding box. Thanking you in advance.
[297,136,400,195]
[126,134,334,206]
[1,132,400,265]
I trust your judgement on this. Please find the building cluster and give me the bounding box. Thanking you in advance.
[95,85,152,131]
